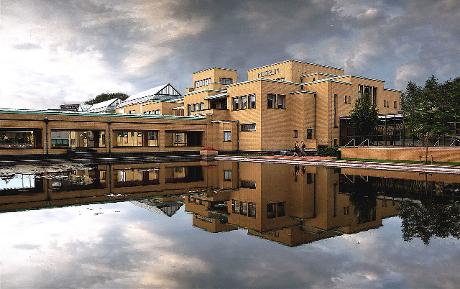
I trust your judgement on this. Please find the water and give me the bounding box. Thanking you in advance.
[0,160,459,289]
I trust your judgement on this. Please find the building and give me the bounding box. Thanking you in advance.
[182,59,401,150]
[116,83,183,116]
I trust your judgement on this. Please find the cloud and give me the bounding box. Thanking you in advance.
[0,0,459,109]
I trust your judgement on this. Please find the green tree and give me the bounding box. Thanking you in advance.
[85,92,130,105]
[350,92,379,143]
[399,198,460,245]
[401,76,456,163]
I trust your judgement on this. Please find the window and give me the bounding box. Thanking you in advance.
[241,123,256,132]
[293,130,298,138]
[333,94,338,128]
[344,95,351,104]
[267,94,276,108]
[224,131,232,142]
[344,206,350,215]
[200,102,205,111]
[306,128,313,139]
[224,170,232,181]
[241,95,248,109]
[267,202,285,218]
[306,173,313,184]
[248,202,256,218]
[267,203,276,219]
[1,129,42,149]
[195,77,211,88]
[232,97,239,110]
[372,87,377,105]
[394,101,397,109]
[249,94,256,109]
[268,94,286,109]
[187,104,192,115]
[191,104,195,112]
[194,103,200,111]
[232,200,256,218]
[173,132,186,146]
[147,131,159,147]
[220,78,233,85]
[277,94,286,109]
[240,180,256,189]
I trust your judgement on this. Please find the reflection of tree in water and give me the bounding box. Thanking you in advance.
[399,198,460,245]
[348,178,377,224]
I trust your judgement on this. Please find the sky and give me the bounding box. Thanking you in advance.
[0,0,459,109]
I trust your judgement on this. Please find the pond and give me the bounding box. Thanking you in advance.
[0,160,459,289]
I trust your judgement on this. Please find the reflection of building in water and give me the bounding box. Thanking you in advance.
[0,161,211,212]
[132,196,183,217]
[1,161,459,246]
[185,163,460,247]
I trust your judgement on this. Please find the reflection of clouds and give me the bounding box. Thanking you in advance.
[0,205,459,288]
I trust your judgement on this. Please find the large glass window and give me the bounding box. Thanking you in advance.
[147,131,159,147]
[0,129,42,149]
[51,130,105,148]
[114,130,159,147]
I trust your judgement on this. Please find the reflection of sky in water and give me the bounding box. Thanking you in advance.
[0,203,459,289]
[0,174,35,190]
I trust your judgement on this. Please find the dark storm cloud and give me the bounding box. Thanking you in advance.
[1,0,459,108]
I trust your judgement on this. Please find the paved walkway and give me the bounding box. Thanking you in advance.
[216,155,460,175]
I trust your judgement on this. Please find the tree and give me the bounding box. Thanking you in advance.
[85,92,130,105]
[399,198,460,245]
[350,92,379,143]
[401,76,456,163]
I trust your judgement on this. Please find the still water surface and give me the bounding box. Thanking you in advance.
[0,160,459,289]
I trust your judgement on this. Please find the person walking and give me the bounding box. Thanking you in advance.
[293,141,299,156]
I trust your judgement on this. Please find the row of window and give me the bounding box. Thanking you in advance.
[267,202,285,219]
[115,131,159,147]
[292,128,314,139]
[232,94,256,110]
[358,84,378,105]
[195,78,211,88]
[144,110,161,115]
[383,100,398,108]
[188,102,205,114]
[231,200,257,218]
[267,94,286,109]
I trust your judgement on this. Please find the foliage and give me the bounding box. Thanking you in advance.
[402,76,459,162]
[399,199,460,245]
[317,145,340,157]
[85,92,130,105]
[350,93,379,138]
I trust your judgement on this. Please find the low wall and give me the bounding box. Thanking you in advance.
[340,147,460,163]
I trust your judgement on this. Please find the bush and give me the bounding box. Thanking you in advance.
[317,146,340,158]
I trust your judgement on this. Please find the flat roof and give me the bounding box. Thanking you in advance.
[248,59,344,72]
[0,108,206,121]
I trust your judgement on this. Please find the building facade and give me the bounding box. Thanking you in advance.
[182,59,402,151]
